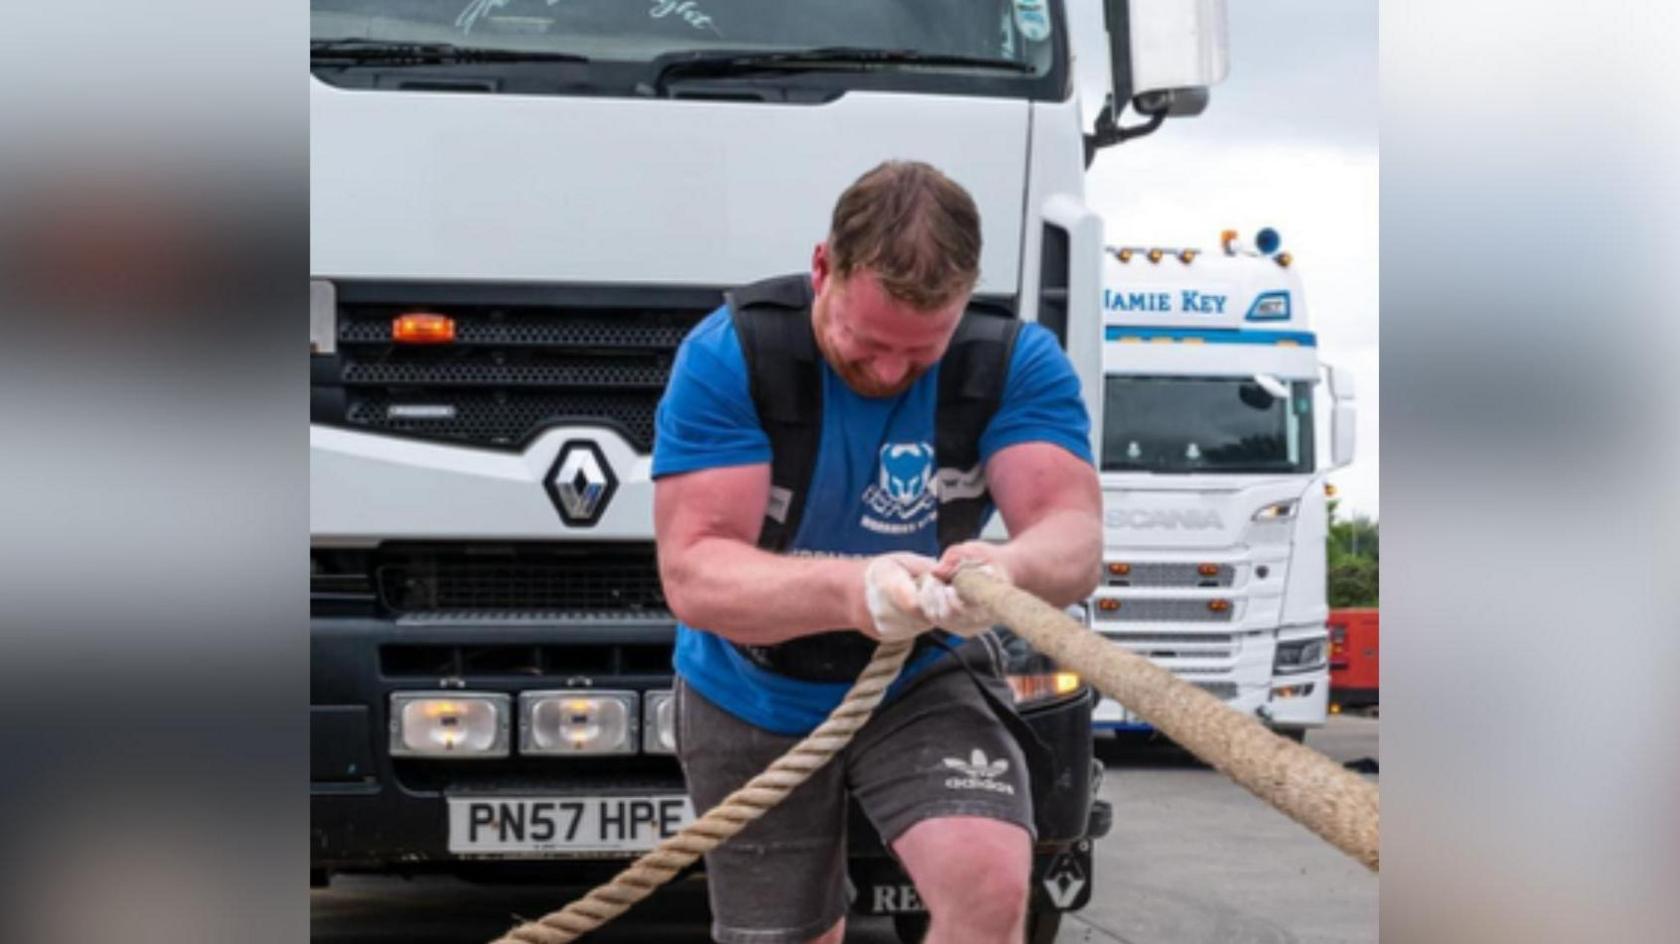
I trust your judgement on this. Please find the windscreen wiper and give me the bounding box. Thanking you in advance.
[311,39,589,66]
[645,46,1033,95]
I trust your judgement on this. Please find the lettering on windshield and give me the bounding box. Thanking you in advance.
[455,0,721,38]
[457,0,506,35]
[649,0,722,35]
[455,0,546,36]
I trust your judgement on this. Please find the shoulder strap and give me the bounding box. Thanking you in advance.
[727,274,821,552]
[935,311,1022,550]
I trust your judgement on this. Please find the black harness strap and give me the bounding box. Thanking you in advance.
[727,274,1021,682]
[935,308,1020,550]
[726,275,822,553]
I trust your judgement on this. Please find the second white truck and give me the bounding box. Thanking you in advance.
[1088,231,1356,741]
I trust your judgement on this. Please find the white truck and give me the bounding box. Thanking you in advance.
[1088,230,1357,741]
[308,1,1228,938]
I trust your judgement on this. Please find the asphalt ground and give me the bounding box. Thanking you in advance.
[311,715,1379,943]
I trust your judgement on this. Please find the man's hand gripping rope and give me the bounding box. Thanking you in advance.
[861,553,1003,641]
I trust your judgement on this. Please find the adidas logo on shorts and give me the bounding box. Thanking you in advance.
[942,748,1016,795]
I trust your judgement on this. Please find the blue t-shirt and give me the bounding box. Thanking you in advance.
[652,304,1092,734]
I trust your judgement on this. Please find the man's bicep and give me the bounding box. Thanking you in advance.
[654,462,771,552]
[985,442,1100,534]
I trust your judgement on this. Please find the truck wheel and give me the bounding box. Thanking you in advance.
[1025,907,1062,944]
[892,914,928,943]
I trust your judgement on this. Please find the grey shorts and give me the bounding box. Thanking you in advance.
[675,639,1035,944]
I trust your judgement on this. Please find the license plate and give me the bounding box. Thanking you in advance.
[447,795,695,855]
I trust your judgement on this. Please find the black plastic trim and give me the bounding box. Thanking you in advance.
[1037,222,1071,348]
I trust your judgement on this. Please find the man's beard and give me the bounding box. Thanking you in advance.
[812,295,927,398]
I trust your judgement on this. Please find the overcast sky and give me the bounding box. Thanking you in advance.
[1084,1,1379,520]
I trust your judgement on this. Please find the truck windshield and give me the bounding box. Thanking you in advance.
[312,0,1058,91]
[1102,376,1316,475]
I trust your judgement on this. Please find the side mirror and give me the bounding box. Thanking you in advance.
[1123,0,1230,97]
[1089,0,1230,156]
[1325,364,1357,469]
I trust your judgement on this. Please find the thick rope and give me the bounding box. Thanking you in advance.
[490,572,1380,942]
[489,637,916,944]
[952,569,1380,872]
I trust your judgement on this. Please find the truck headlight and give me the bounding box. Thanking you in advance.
[642,690,677,755]
[1252,500,1299,521]
[390,693,510,758]
[1274,637,1328,674]
[520,691,638,756]
[998,618,1085,707]
[1007,671,1084,705]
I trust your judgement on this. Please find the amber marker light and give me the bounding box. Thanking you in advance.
[1208,599,1232,613]
[1107,562,1131,576]
[1097,599,1122,612]
[1117,247,1134,262]
[1147,248,1165,263]
[1179,249,1198,263]
[1198,563,1220,577]
[392,312,456,344]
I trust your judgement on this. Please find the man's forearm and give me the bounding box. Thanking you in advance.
[661,539,868,645]
[995,507,1103,608]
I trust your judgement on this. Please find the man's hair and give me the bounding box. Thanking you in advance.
[827,160,981,311]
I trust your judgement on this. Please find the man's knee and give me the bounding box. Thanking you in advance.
[946,853,1030,929]
[893,817,1031,924]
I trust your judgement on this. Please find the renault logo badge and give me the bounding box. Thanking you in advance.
[546,441,616,526]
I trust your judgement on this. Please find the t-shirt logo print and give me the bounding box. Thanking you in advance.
[942,748,1016,795]
[860,442,938,535]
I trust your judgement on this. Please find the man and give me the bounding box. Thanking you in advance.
[653,160,1101,944]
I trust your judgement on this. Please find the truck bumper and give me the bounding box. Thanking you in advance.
[314,618,1100,897]
[1260,666,1331,728]
[311,615,690,874]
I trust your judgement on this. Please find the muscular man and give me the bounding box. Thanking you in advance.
[653,160,1100,944]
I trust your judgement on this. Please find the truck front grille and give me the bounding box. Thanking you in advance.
[1105,563,1234,588]
[377,544,667,617]
[1095,599,1236,623]
[312,542,669,619]
[381,641,672,679]
[1106,632,1237,660]
[1192,681,1239,701]
[314,282,721,452]
[344,391,663,451]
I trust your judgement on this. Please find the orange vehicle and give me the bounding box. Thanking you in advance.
[1328,608,1378,711]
